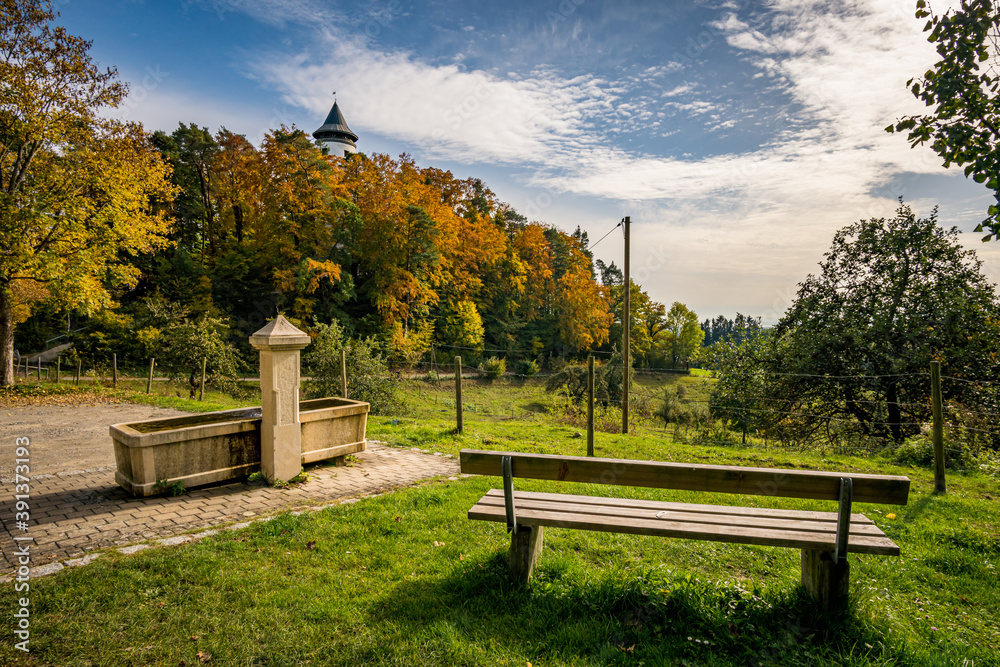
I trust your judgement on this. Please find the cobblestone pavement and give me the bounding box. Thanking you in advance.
[1,442,460,575]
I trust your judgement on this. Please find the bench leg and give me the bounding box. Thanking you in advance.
[801,549,849,609]
[509,526,544,583]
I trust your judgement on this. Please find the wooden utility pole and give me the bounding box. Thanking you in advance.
[147,358,155,394]
[622,215,631,435]
[587,355,595,456]
[930,361,946,493]
[455,356,464,434]
[340,349,348,398]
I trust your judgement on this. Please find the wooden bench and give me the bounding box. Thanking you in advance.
[460,449,910,607]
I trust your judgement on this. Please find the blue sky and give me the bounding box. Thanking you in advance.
[58,0,1000,323]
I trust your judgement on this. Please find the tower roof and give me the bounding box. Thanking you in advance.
[312,100,358,145]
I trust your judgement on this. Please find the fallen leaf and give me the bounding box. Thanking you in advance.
[197,651,212,663]
[433,541,445,547]
[190,636,199,641]
[395,516,401,522]
[459,553,465,560]
[306,541,316,550]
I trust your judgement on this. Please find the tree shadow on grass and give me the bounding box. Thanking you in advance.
[366,552,914,666]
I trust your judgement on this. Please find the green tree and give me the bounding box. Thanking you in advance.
[661,302,704,368]
[718,202,1000,444]
[0,1,174,385]
[887,0,1000,240]
[302,321,400,415]
[155,314,245,398]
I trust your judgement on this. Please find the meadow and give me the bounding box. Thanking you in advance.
[1,373,998,666]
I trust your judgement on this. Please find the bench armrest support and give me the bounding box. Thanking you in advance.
[834,478,853,564]
[502,455,517,534]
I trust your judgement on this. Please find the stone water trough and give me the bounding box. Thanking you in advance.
[111,314,369,497]
[110,397,369,497]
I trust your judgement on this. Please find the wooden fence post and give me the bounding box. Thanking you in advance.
[199,357,207,401]
[112,353,118,389]
[587,355,595,457]
[930,361,946,494]
[37,357,41,382]
[340,349,348,398]
[455,356,464,434]
[76,358,81,386]
[56,357,61,383]
[147,358,155,394]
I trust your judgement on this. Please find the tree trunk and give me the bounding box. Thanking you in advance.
[0,288,14,386]
[886,380,903,443]
[234,203,244,243]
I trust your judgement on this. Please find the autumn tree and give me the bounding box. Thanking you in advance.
[0,1,174,385]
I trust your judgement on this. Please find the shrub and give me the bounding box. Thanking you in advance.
[303,322,401,415]
[156,315,246,398]
[482,357,506,381]
[656,384,710,426]
[545,350,628,407]
[517,359,539,378]
[893,434,978,470]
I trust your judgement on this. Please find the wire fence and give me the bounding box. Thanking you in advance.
[385,355,1000,457]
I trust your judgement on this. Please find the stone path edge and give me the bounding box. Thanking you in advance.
[2,441,462,581]
[3,483,432,582]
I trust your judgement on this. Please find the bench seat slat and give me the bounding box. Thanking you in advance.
[483,489,876,524]
[469,492,900,556]
[476,494,888,537]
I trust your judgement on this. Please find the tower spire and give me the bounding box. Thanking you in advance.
[313,95,357,157]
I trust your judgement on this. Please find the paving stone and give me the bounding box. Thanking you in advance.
[65,553,103,567]
[1,443,459,569]
[32,562,65,577]
[118,544,151,555]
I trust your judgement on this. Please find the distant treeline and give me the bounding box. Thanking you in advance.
[700,314,764,348]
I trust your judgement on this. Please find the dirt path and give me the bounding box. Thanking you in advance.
[0,403,190,481]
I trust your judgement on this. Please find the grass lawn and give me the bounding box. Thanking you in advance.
[2,376,998,666]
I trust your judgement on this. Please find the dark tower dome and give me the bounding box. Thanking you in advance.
[312,100,358,156]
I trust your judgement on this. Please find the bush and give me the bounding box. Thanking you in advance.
[482,357,506,381]
[303,322,401,415]
[893,434,978,470]
[156,315,246,398]
[656,384,710,426]
[517,359,539,378]
[545,350,628,407]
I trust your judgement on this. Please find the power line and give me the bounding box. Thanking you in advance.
[589,220,623,250]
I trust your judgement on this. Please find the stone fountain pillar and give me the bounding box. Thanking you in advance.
[249,315,311,483]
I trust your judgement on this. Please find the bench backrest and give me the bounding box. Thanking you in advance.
[459,450,910,505]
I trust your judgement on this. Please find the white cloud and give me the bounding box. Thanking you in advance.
[232,0,994,316]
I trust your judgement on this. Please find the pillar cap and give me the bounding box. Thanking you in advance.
[249,314,311,351]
